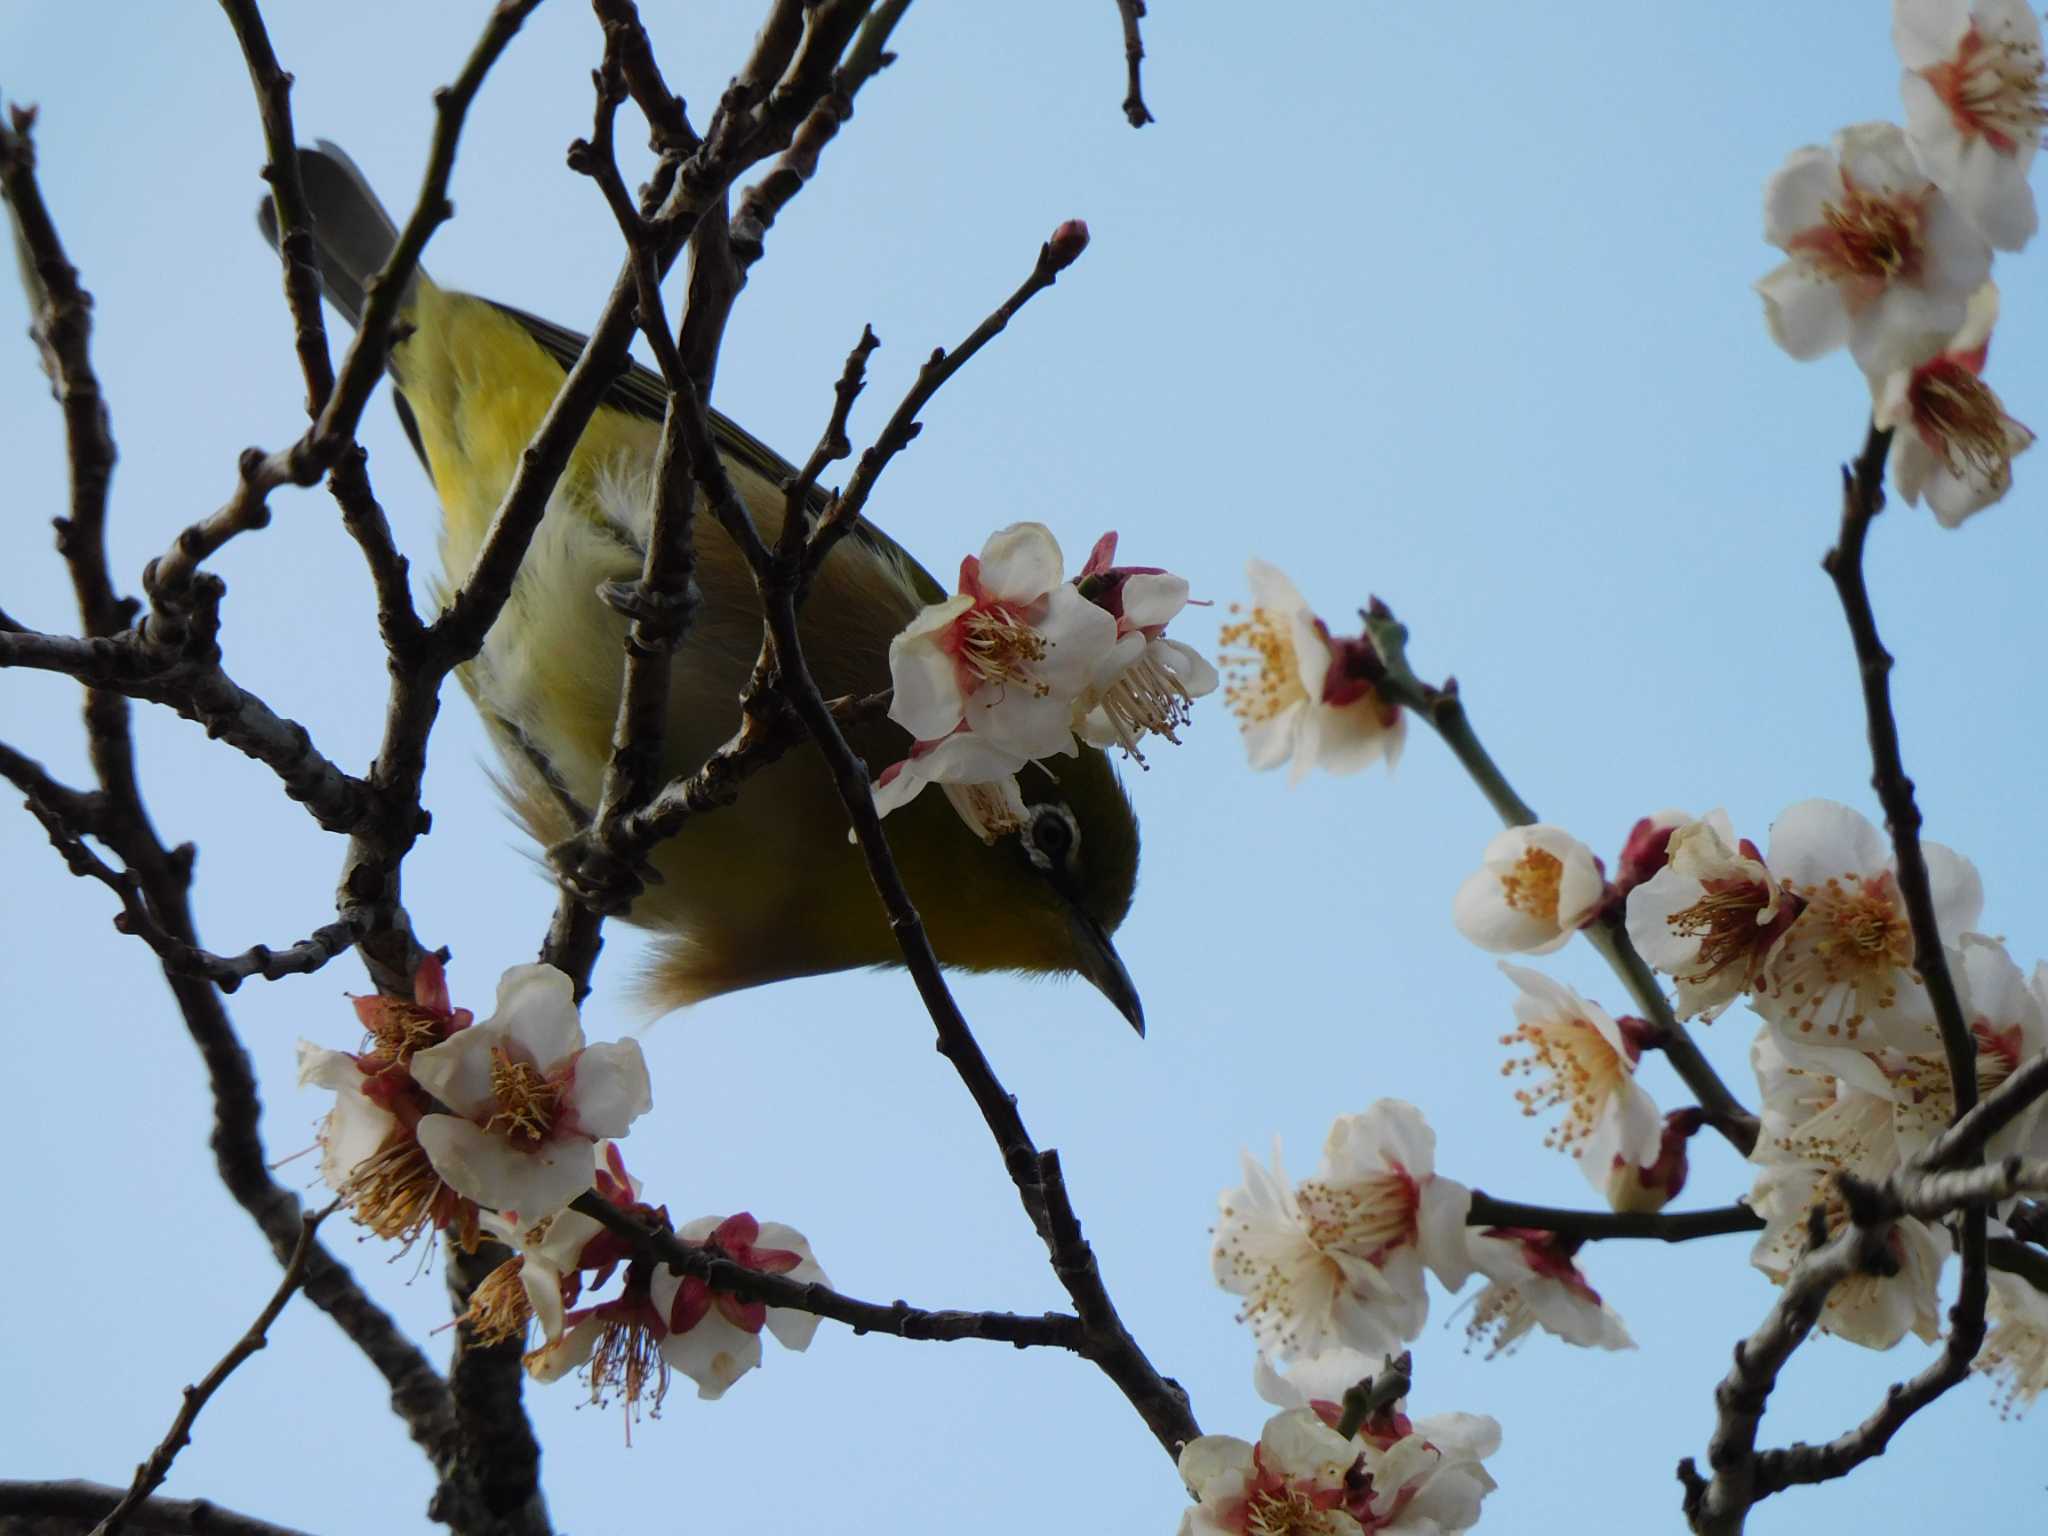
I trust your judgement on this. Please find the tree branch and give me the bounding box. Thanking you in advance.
[1361,603,1761,1155]
[1467,1194,1762,1243]
[0,1482,316,1536]
[1111,0,1155,127]
[90,1211,329,1536]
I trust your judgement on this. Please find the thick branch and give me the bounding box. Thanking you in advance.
[0,1482,315,1536]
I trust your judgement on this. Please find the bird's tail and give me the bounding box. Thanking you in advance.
[254,141,418,329]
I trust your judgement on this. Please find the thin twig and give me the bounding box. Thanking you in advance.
[1361,603,1761,1155]
[571,1192,1086,1348]
[1467,1194,1762,1243]
[90,1210,330,1536]
[805,218,1090,587]
[1112,0,1155,126]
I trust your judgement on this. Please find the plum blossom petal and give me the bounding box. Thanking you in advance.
[1894,0,2044,250]
[1221,559,1404,783]
[869,728,1031,844]
[1749,1162,1949,1347]
[1463,1229,1633,1354]
[1754,121,1992,376]
[414,1117,600,1222]
[1497,965,1662,1191]
[1874,284,2034,526]
[1977,1268,2048,1414]
[1755,799,1981,1052]
[1453,825,1605,954]
[1626,811,1798,1020]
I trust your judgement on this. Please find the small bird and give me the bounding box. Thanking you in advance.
[260,144,1145,1030]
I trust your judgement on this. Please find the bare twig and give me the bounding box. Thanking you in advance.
[0,627,369,831]
[806,218,1091,585]
[0,1482,316,1536]
[1112,0,1155,126]
[570,1191,1086,1348]
[1360,604,1761,1155]
[1467,1194,1762,1244]
[216,0,336,417]
[90,1210,330,1536]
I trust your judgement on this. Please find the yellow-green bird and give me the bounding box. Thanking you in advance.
[261,143,1145,1031]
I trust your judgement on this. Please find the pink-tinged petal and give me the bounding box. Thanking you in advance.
[414,1114,596,1219]
[1894,0,1974,68]
[409,1025,504,1120]
[1079,530,1119,577]
[1154,637,1220,697]
[413,953,454,1015]
[563,1039,652,1139]
[1120,572,1190,630]
[1244,556,1309,617]
[1957,141,2038,252]
[1762,145,1843,245]
[976,522,1064,601]
[1241,705,1302,773]
[1176,1434,1257,1502]
[1768,798,1888,884]
[1922,841,1985,935]
[524,1316,601,1383]
[1756,262,1852,360]
[887,596,976,740]
[490,964,583,1067]
[320,1089,397,1191]
[660,1310,763,1400]
[1030,585,1121,693]
[296,1040,365,1092]
[1418,1177,1476,1290]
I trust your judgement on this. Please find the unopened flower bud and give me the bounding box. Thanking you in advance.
[1047,219,1090,270]
[1605,1107,1703,1215]
[1613,809,1691,898]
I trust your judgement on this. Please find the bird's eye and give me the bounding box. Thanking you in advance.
[1024,804,1080,872]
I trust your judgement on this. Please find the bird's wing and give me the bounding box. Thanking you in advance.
[486,300,946,606]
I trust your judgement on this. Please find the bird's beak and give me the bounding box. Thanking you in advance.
[1067,903,1145,1036]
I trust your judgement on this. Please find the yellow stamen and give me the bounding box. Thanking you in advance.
[582,1316,669,1419]
[1499,848,1564,922]
[1220,605,1308,726]
[459,1257,533,1348]
[958,608,1051,695]
[486,1048,563,1143]
[1500,1013,1628,1153]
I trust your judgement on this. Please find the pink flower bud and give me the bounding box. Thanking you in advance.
[1047,219,1090,270]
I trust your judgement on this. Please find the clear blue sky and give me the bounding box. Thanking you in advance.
[3,3,2043,1531]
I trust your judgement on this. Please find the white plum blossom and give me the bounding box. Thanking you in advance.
[1874,284,2034,526]
[1749,1162,1949,1349]
[869,727,1030,843]
[1071,532,1219,762]
[1462,1228,1633,1354]
[1626,811,1798,1020]
[296,954,478,1249]
[1753,799,1983,1052]
[1219,559,1405,783]
[1177,1408,1363,1536]
[644,1214,829,1400]
[1496,964,1663,1192]
[1605,1108,1703,1216]
[1212,1102,1472,1364]
[887,521,1117,761]
[1177,1405,1499,1536]
[409,964,652,1224]
[1894,0,2045,250]
[1756,120,1992,375]
[525,1212,829,1411]
[1452,825,1605,955]
[1977,1268,2048,1415]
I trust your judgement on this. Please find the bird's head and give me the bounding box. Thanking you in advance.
[888,742,1144,1033]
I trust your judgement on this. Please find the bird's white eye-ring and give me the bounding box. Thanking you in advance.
[1023,803,1081,872]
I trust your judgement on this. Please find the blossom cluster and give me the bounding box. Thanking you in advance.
[1620,799,2048,1372]
[300,959,827,1411]
[875,524,1216,838]
[1758,0,2039,523]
